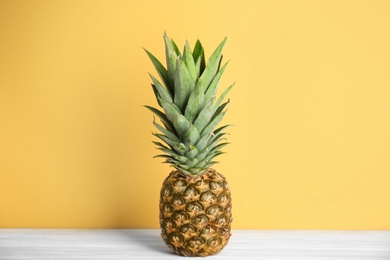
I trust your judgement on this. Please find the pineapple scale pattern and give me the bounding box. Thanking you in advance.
[160,169,232,256]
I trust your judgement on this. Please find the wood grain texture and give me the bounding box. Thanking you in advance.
[0,229,389,259]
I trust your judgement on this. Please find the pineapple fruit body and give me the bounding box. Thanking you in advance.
[160,169,232,256]
[145,33,234,256]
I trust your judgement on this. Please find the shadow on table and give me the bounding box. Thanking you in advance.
[125,229,172,255]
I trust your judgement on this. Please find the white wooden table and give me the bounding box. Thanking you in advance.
[0,229,389,259]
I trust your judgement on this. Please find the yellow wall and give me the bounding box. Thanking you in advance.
[1,0,389,229]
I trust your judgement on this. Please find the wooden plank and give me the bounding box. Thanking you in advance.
[0,229,389,259]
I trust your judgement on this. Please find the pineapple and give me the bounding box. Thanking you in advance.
[145,33,233,257]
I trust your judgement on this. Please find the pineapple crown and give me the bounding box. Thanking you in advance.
[145,32,233,175]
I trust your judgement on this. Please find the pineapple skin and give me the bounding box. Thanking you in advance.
[160,169,232,257]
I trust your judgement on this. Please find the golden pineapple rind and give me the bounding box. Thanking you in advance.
[160,169,232,257]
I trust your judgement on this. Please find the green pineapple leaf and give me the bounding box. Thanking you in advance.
[204,150,224,162]
[214,83,235,113]
[156,145,181,158]
[213,124,233,136]
[194,55,203,80]
[201,111,226,137]
[149,73,173,103]
[183,125,200,146]
[154,133,179,149]
[144,48,173,94]
[159,98,181,123]
[208,133,228,149]
[153,154,172,159]
[211,99,230,122]
[145,106,175,134]
[203,161,219,169]
[192,39,206,74]
[210,142,230,152]
[194,133,211,153]
[196,37,227,93]
[204,61,229,105]
[163,154,188,164]
[185,145,199,160]
[174,58,195,111]
[193,98,215,133]
[184,84,205,123]
[170,38,182,56]
[153,120,180,143]
[183,41,196,82]
[173,114,191,138]
[151,84,162,107]
[185,158,200,168]
[153,141,171,152]
[163,33,179,84]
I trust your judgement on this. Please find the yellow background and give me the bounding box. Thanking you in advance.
[1,0,389,229]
